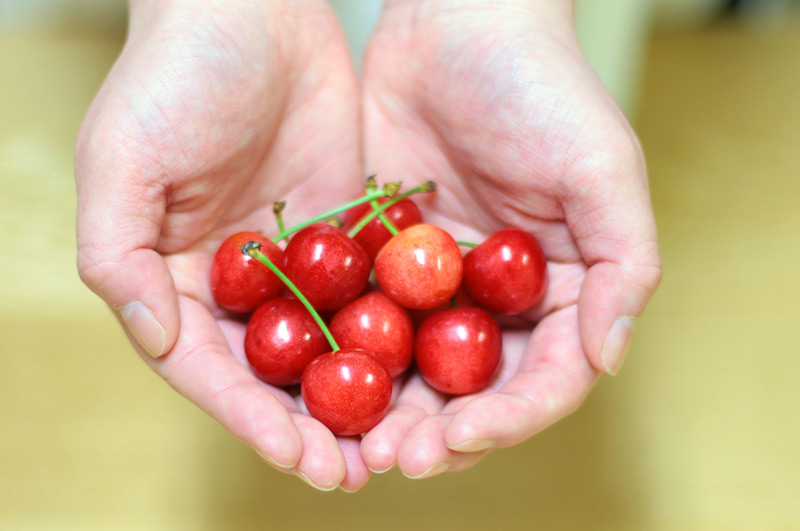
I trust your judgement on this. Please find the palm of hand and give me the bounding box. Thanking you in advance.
[359,7,652,477]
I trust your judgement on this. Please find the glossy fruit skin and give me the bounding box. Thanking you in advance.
[301,349,392,436]
[211,231,285,313]
[343,198,423,263]
[374,224,463,310]
[330,291,414,377]
[415,308,502,395]
[244,297,328,386]
[408,288,477,330]
[283,223,370,311]
[462,229,548,315]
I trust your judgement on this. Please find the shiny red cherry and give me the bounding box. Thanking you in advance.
[330,291,414,377]
[301,349,392,436]
[374,224,463,310]
[283,223,370,311]
[244,297,328,386]
[210,231,284,313]
[415,308,502,395]
[462,228,548,314]
[342,197,423,263]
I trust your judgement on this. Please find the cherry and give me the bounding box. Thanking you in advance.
[415,307,502,395]
[408,288,476,330]
[329,291,414,377]
[374,224,463,310]
[301,349,393,436]
[283,223,370,311]
[210,231,284,313]
[244,297,328,386]
[462,228,548,315]
[343,197,422,263]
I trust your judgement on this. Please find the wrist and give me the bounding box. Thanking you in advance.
[378,0,577,43]
[382,0,574,21]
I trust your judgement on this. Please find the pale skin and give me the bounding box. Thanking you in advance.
[76,0,661,492]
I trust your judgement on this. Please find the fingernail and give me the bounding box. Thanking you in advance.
[119,301,167,358]
[367,463,394,474]
[293,470,338,492]
[600,316,636,376]
[403,461,451,480]
[255,450,295,470]
[447,439,495,452]
[338,485,357,493]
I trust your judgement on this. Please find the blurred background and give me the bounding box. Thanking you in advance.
[1,0,799,529]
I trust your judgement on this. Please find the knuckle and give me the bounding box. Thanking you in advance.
[76,245,119,292]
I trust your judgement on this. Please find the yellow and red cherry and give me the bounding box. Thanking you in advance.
[374,224,463,310]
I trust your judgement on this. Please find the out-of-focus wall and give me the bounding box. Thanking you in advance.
[0,0,126,33]
[0,0,744,119]
[575,0,656,118]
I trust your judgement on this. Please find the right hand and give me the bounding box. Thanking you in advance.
[75,0,367,491]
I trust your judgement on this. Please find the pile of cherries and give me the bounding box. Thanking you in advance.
[209,178,547,437]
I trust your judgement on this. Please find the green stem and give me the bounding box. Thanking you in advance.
[364,174,399,235]
[273,201,289,244]
[271,184,399,243]
[370,198,399,236]
[347,181,436,239]
[457,241,478,248]
[244,242,340,352]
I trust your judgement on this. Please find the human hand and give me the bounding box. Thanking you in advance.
[76,0,370,491]
[360,0,662,477]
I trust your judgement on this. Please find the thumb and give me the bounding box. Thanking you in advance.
[75,109,179,358]
[570,137,662,376]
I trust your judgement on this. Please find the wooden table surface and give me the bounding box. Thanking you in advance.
[1,15,799,530]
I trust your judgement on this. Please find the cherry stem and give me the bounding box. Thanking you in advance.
[457,241,478,248]
[273,201,289,244]
[271,183,400,243]
[365,175,400,236]
[347,180,436,239]
[244,241,340,352]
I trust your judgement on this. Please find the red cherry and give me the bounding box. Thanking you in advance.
[301,349,392,436]
[374,224,463,310]
[283,223,370,311]
[330,291,414,377]
[210,231,284,313]
[244,297,328,386]
[462,229,547,314]
[408,288,477,330]
[343,198,423,263]
[415,308,502,395]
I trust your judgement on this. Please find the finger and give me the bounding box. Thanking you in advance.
[144,296,302,470]
[567,138,662,375]
[217,307,349,490]
[337,437,372,493]
[360,372,447,473]
[517,261,586,323]
[444,305,597,451]
[396,415,489,479]
[75,114,178,358]
[290,413,347,492]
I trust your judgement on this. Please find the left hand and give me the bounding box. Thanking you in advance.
[359,0,662,478]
